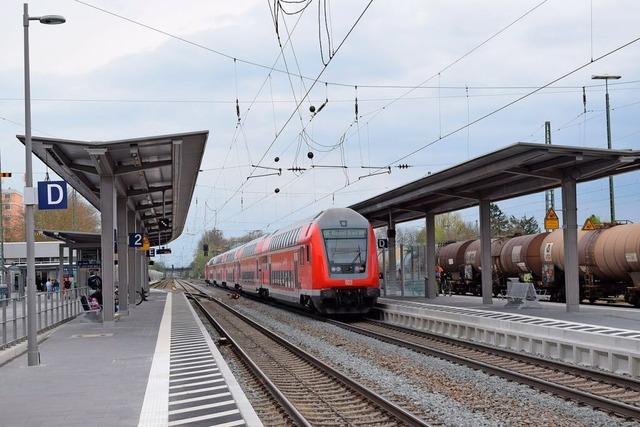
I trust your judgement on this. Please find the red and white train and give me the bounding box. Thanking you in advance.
[204,208,380,314]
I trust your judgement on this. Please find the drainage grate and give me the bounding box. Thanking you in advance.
[168,297,245,427]
[70,333,114,338]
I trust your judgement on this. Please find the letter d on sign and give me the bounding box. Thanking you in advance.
[48,184,64,205]
[37,181,68,210]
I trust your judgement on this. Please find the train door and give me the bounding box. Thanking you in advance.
[258,256,268,288]
[294,251,300,289]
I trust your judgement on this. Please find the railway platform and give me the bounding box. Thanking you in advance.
[376,295,640,378]
[0,289,260,427]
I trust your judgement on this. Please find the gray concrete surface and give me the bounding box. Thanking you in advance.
[384,295,640,331]
[0,290,167,427]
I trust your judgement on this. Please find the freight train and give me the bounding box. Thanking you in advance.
[204,208,380,314]
[435,222,640,305]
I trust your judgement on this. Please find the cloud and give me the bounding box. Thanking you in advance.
[1,0,639,266]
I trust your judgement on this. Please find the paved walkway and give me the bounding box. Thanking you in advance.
[0,289,260,427]
[0,291,166,426]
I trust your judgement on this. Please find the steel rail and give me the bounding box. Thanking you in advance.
[179,279,429,427]
[192,281,640,419]
[365,319,640,391]
[176,279,310,427]
[327,318,640,420]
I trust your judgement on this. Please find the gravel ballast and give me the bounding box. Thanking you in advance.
[202,289,639,427]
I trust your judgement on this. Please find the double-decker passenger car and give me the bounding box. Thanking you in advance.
[205,208,380,314]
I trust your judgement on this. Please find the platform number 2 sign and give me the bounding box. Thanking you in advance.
[128,233,144,248]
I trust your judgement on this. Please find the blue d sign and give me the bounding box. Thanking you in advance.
[37,181,68,210]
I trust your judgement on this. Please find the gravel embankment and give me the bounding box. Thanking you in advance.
[203,288,639,427]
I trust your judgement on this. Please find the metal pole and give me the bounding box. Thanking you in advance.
[425,211,437,299]
[604,80,615,222]
[479,199,493,305]
[562,177,580,312]
[0,149,4,286]
[23,3,39,366]
[544,121,554,219]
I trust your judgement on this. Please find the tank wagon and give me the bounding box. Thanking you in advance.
[204,208,380,314]
[436,222,640,305]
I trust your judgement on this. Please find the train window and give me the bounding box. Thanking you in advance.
[306,245,310,262]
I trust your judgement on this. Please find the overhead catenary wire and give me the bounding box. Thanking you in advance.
[254,32,640,232]
[72,0,559,91]
[215,0,376,214]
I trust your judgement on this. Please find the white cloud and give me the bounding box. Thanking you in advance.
[1,0,639,266]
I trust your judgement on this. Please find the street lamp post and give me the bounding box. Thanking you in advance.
[592,74,621,223]
[23,3,65,367]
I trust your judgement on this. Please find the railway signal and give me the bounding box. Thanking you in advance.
[203,244,209,256]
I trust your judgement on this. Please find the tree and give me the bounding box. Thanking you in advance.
[490,203,509,236]
[507,215,540,235]
[150,261,166,272]
[417,212,477,244]
[35,192,99,240]
[190,229,264,278]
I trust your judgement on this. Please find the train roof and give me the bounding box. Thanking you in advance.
[206,207,369,263]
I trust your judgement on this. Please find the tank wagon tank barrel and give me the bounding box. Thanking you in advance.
[432,223,640,305]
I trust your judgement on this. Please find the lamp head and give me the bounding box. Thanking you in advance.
[591,74,622,80]
[39,15,66,25]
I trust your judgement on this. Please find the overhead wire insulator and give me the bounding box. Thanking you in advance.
[582,86,587,114]
[235,98,241,124]
[354,85,359,122]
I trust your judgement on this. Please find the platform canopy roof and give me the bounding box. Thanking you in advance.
[18,131,208,246]
[39,230,100,246]
[350,142,640,227]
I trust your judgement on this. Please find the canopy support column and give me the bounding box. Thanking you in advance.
[562,177,579,312]
[68,248,74,288]
[58,245,65,288]
[425,211,437,299]
[116,197,129,314]
[99,174,116,323]
[387,212,397,294]
[479,199,493,305]
[127,210,137,307]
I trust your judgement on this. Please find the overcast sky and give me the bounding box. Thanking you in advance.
[1,0,639,267]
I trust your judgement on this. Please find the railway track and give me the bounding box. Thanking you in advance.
[175,279,429,426]
[186,280,640,420]
[326,318,640,420]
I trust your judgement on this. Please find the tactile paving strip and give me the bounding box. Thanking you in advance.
[168,296,245,427]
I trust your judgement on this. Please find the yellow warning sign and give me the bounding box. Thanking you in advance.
[582,217,597,231]
[544,207,559,230]
[140,235,150,251]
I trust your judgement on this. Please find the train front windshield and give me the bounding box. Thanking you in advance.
[322,229,368,274]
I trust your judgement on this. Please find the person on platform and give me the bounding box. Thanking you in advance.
[45,278,52,293]
[87,271,103,307]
